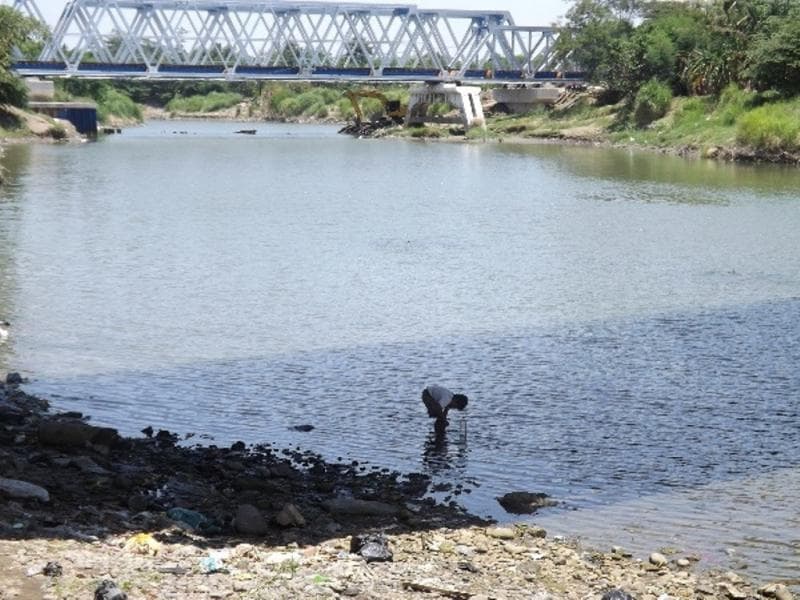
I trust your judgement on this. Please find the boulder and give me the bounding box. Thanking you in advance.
[496,491,556,514]
[601,589,635,600]
[350,533,393,562]
[323,498,399,517]
[234,504,268,536]
[5,372,23,385]
[0,478,50,502]
[38,420,120,448]
[275,503,306,528]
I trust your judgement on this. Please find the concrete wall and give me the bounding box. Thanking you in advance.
[490,86,564,114]
[25,78,55,101]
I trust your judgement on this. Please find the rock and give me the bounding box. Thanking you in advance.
[485,527,516,540]
[601,589,635,600]
[70,456,110,475]
[759,584,793,600]
[496,491,556,514]
[0,478,50,502]
[775,587,793,600]
[525,525,547,538]
[350,533,393,563]
[725,571,744,584]
[649,552,668,567]
[94,579,128,600]
[42,562,62,577]
[275,503,306,528]
[127,494,150,512]
[234,504,268,536]
[5,372,23,385]
[695,584,715,596]
[676,558,691,568]
[290,424,314,432]
[38,420,119,448]
[323,498,399,517]
[719,582,747,600]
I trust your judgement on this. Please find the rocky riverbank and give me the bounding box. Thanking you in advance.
[0,374,795,600]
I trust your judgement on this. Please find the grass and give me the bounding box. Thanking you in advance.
[166,91,243,114]
[736,101,800,151]
[97,88,142,123]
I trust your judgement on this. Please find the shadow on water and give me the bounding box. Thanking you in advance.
[4,297,798,561]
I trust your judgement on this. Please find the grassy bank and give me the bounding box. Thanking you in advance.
[463,85,800,163]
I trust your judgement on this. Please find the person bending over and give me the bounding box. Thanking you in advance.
[422,384,468,434]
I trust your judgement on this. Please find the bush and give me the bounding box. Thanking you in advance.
[633,79,672,127]
[98,88,142,123]
[166,91,242,113]
[736,103,800,151]
[716,84,756,126]
[47,124,67,140]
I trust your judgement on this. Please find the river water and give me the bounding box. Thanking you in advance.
[1,121,799,584]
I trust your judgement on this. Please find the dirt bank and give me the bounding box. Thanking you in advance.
[0,375,794,600]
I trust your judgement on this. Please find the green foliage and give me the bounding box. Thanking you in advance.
[0,70,28,107]
[166,91,242,113]
[633,79,672,127]
[736,102,800,151]
[716,84,757,126]
[97,88,142,122]
[47,123,67,140]
[0,6,48,106]
[555,0,637,93]
[746,13,800,94]
[409,125,442,138]
[558,0,800,98]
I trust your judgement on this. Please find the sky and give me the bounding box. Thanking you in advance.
[29,0,572,28]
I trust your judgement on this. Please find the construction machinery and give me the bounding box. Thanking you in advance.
[339,89,406,136]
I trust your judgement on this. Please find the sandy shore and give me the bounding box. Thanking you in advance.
[0,374,795,600]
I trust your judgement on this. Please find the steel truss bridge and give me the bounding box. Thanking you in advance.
[8,0,581,83]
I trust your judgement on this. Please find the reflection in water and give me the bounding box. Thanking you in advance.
[497,142,800,200]
[0,145,31,373]
[422,418,469,479]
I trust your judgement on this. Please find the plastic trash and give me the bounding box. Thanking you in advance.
[166,507,210,530]
[199,551,229,574]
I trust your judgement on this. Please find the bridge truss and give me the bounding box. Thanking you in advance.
[9,0,577,82]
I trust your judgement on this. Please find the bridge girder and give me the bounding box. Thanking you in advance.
[8,0,565,80]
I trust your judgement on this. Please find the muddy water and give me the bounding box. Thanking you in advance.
[1,121,799,585]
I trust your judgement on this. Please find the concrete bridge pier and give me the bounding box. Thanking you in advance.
[406,83,485,130]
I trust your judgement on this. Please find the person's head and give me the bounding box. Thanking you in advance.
[451,394,468,410]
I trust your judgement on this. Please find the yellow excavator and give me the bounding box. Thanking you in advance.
[340,89,406,135]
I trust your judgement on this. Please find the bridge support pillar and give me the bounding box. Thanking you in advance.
[406,83,485,130]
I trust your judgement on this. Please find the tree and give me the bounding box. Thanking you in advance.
[746,13,800,94]
[554,0,638,95]
[0,6,48,106]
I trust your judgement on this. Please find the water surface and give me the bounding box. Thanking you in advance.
[1,122,799,584]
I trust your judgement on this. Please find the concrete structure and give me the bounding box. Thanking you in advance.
[28,102,98,135]
[406,83,485,129]
[24,78,55,100]
[490,86,564,113]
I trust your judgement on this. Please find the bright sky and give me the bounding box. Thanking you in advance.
[31,0,572,27]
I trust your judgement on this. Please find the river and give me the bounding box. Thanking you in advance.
[1,121,799,585]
